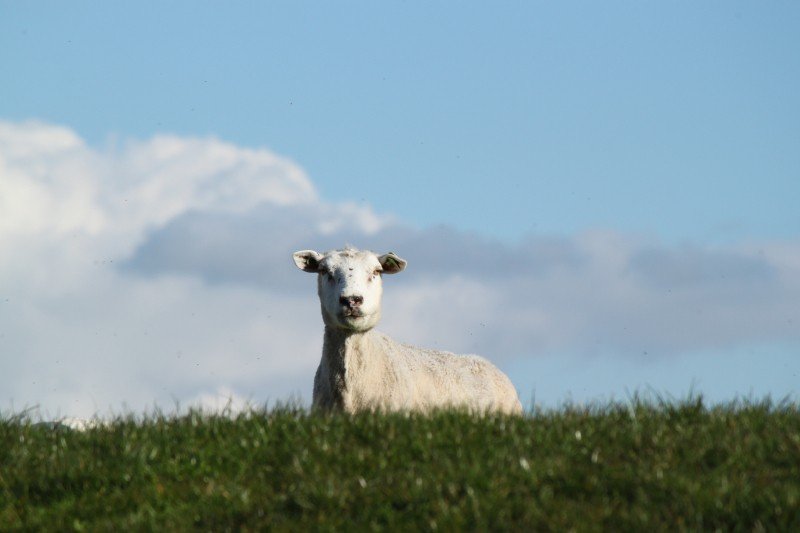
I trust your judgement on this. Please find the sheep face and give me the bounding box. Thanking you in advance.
[293,248,406,332]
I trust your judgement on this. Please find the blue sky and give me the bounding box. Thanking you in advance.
[4,2,798,241]
[1,2,798,415]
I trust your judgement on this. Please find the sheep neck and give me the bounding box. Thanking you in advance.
[323,326,373,366]
[322,327,375,403]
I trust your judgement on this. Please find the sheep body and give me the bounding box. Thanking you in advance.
[294,247,523,414]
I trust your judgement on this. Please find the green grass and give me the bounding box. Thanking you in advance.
[2,398,799,531]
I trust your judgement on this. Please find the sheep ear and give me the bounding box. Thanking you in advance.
[378,252,407,274]
[293,250,323,273]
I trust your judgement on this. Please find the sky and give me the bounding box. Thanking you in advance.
[1,2,798,417]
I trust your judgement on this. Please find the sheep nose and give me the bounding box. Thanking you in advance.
[340,295,363,308]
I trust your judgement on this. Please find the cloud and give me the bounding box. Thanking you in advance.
[629,245,776,289]
[1,119,798,417]
[0,120,345,417]
[127,212,800,358]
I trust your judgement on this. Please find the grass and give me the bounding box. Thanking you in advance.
[2,397,799,531]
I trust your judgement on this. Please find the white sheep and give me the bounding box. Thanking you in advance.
[293,247,523,414]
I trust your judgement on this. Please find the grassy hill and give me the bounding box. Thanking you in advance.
[2,398,799,530]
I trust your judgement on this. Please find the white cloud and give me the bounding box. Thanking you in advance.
[1,119,798,418]
[0,120,366,417]
[0,120,324,253]
[0,121,104,238]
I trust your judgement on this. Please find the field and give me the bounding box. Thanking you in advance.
[2,398,799,530]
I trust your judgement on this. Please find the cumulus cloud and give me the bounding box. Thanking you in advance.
[0,120,375,417]
[1,119,798,417]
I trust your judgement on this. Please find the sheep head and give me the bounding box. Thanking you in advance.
[293,247,406,332]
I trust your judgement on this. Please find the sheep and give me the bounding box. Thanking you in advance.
[293,247,523,414]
